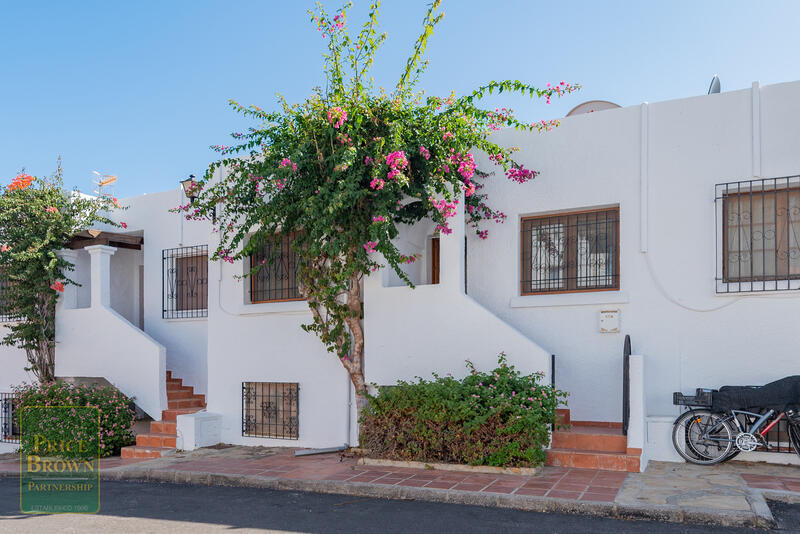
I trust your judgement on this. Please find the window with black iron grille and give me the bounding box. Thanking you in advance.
[250,235,302,303]
[521,207,619,294]
[0,393,19,444]
[242,382,299,439]
[716,177,800,293]
[0,273,14,323]
[162,245,208,319]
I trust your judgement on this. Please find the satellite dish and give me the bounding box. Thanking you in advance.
[708,75,721,94]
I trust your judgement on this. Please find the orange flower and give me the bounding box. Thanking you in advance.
[46,206,58,213]
[0,244,10,252]
[50,281,64,293]
[8,173,34,191]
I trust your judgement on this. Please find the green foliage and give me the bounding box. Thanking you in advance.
[179,1,578,392]
[0,162,121,381]
[360,354,568,467]
[14,381,136,459]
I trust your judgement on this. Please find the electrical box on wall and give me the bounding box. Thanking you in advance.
[599,309,620,333]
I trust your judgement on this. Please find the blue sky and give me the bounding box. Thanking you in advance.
[1,1,798,198]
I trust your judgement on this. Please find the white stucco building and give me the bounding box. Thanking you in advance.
[2,79,799,470]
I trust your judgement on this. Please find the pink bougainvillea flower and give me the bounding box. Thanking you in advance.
[120,222,128,229]
[45,206,58,213]
[363,241,378,254]
[50,281,64,293]
[0,244,10,252]
[372,215,386,223]
[326,106,347,129]
[278,157,297,171]
[419,145,430,160]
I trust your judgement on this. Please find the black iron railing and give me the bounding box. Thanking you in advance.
[162,245,208,319]
[521,207,619,294]
[622,335,631,436]
[1,393,19,444]
[716,176,800,293]
[242,382,299,439]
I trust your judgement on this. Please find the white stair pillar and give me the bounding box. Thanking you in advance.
[85,245,116,309]
[437,191,466,292]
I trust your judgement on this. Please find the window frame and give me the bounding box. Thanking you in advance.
[519,206,620,296]
[248,234,304,304]
[162,245,209,319]
[721,185,800,284]
[242,381,299,440]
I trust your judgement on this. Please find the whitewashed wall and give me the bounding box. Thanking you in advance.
[365,196,553,387]
[206,247,354,448]
[469,80,800,425]
[0,341,35,390]
[119,190,210,395]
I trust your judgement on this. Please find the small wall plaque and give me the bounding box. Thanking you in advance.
[599,309,620,333]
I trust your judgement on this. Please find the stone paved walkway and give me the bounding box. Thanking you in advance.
[3,448,800,527]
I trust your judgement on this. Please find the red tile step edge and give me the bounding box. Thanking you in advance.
[547,408,640,472]
[121,370,206,458]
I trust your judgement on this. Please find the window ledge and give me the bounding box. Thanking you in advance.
[238,299,310,315]
[164,316,208,322]
[510,291,628,308]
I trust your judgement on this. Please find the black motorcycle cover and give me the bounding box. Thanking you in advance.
[712,375,800,412]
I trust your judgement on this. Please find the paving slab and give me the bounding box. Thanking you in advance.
[3,448,800,528]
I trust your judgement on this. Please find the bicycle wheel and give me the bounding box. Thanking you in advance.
[788,422,800,457]
[672,409,735,465]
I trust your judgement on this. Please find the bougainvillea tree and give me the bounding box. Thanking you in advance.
[178,1,579,403]
[0,162,121,382]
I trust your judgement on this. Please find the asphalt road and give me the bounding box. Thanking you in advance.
[0,478,795,533]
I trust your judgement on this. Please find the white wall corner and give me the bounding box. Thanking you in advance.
[751,81,761,178]
[639,102,649,253]
[627,354,647,471]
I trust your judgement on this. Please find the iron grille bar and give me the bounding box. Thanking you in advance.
[242,382,299,439]
[162,245,209,319]
[715,176,800,293]
[0,393,19,443]
[521,207,619,294]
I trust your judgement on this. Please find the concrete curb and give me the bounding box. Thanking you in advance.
[83,467,772,529]
[358,458,543,476]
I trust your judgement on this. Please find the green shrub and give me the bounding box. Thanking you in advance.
[13,381,136,458]
[360,354,568,468]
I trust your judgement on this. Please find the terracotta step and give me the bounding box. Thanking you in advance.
[166,378,183,388]
[546,448,640,472]
[168,398,205,409]
[161,407,203,421]
[551,425,627,453]
[166,388,195,400]
[193,394,205,404]
[136,432,177,448]
[120,445,175,459]
[150,421,177,435]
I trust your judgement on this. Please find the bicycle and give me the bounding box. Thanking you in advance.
[671,387,800,465]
